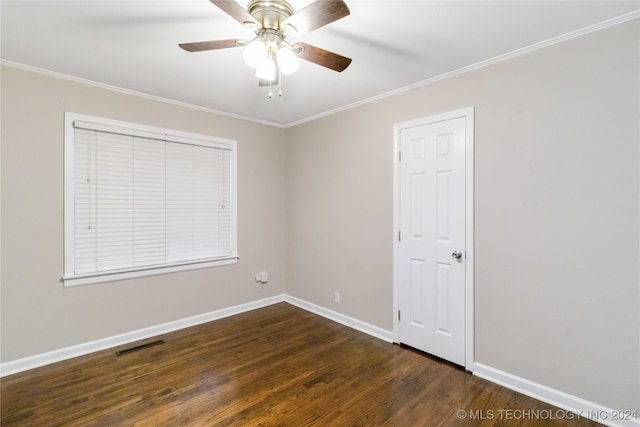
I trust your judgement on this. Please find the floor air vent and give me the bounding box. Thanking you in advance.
[116,340,165,356]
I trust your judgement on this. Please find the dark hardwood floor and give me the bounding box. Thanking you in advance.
[1,303,599,426]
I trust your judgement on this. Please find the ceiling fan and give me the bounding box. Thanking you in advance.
[179,0,352,93]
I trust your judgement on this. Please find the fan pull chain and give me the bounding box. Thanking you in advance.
[266,70,283,98]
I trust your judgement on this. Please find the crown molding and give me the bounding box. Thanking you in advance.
[0,59,286,129]
[2,10,637,129]
[284,10,640,128]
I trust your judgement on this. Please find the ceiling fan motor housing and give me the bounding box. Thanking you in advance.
[247,0,294,31]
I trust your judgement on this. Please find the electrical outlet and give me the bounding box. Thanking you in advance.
[260,272,268,283]
[334,291,341,303]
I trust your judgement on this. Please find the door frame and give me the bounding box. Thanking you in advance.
[392,107,475,371]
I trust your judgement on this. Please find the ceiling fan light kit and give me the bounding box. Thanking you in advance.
[243,28,300,79]
[242,40,266,68]
[276,45,300,75]
[179,0,352,97]
[256,49,277,80]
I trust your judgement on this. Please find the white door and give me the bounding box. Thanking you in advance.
[397,116,467,366]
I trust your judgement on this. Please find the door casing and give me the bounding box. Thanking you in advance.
[392,107,475,371]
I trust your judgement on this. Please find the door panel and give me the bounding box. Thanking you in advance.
[398,116,466,366]
[409,258,425,327]
[436,262,452,336]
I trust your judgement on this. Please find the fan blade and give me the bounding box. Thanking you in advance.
[179,39,245,52]
[210,0,261,28]
[293,42,351,72]
[282,0,349,36]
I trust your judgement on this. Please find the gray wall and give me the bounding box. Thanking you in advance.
[1,66,287,361]
[286,20,639,411]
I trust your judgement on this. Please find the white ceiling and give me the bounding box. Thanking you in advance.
[2,1,638,126]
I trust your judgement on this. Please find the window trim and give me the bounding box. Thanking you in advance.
[63,112,238,287]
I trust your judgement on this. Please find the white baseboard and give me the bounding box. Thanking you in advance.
[473,363,640,427]
[284,295,394,343]
[0,294,286,377]
[0,294,395,377]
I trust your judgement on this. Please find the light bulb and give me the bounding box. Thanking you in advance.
[243,41,267,69]
[276,47,300,76]
[256,57,276,81]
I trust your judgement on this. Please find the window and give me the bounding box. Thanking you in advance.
[63,113,237,287]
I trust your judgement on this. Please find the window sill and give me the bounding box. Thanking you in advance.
[62,257,239,287]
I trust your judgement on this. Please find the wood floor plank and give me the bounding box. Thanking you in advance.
[1,303,600,426]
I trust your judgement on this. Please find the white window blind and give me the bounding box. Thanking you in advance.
[64,114,237,287]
